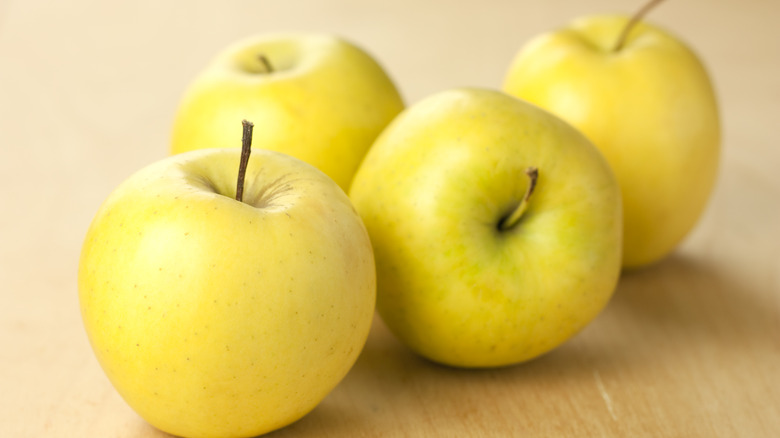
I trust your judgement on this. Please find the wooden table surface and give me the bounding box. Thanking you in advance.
[2,0,778,436]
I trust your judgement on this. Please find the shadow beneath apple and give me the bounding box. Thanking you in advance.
[269,314,628,437]
[269,251,776,436]
[610,252,775,351]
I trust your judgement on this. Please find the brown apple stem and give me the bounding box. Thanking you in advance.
[258,55,274,73]
[499,167,539,232]
[236,120,254,203]
[613,0,666,52]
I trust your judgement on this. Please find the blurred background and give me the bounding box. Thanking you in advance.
[1,0,779,436]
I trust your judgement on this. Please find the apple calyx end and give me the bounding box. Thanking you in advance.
[498,166,539,232]
[236,120,254,203]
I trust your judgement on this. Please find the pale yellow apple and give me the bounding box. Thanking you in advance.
[349,88,622,368]
[78,148,375,438]
[170,33,404,191]
[503,15,720,268]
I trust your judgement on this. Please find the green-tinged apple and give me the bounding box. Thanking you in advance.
[78,123,376,438]
[170,33,404,191]
[503,4,720,268]
[349,88,622,368]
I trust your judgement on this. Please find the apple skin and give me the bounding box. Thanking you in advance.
[78,148,376,438]
[170,33,404,191]
[503,15,720,269]
[349,88,622,368]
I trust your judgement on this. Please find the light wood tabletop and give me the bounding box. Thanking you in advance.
[1,0,778,436]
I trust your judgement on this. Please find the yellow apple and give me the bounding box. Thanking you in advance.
[170,33,405,191]
[78,144,375,437]
[503,14,720,268]
[349,88,622,368]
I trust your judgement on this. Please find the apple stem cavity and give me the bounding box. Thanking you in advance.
[613,0,666,52]
[499,167,539,232]
[258,55,274,73]
[236,120,254,203]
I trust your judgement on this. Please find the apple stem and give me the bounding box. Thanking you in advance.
[236,120,254,203]
[259,55,274,73]
[613,0,666,52]
[499,167,538,232]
